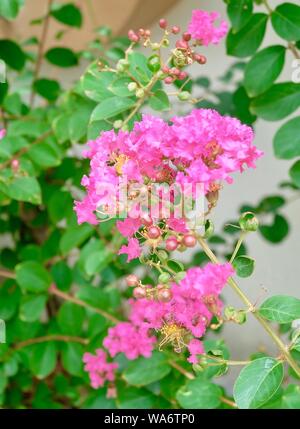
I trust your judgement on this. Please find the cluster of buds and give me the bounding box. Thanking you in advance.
[128,28,151,44]
[165,233,197,252]
[126,274,172,303]
[224,306,247,325]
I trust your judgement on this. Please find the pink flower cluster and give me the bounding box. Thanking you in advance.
[0,129,6,139]
[75,109,262,227]
[99,263,233,364]
[83,349,118,389]
[188,10,228,46]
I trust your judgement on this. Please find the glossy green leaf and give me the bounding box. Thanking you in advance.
[274,117,300,160]
[30,342,57,379]
[91,96,135,122]
[45,47,78,68]
[20,294,47,322]
[227,0,253,32]
[51,261,72,292]
[124,352,171,386]
[51,3,82,28]
[226,14,268,58]
[149,90,170,111]
[57,302,85,335]
[61,343,84,376]
[0,0,24,20]
[259,295,300,323]
[250,83,300,121]
[16,261,51,293]
[33,78,61,101]
[0,176,42,205]
[271,3,300,41]
[59,224,94,255]
[233,255,255,278]
[0,39,26,70]
[289,160,300,188]
[81,69,114,102]
[244,46,286,97]
[234,358,284,409]
[259,214,289,243]
[176,377,222,409]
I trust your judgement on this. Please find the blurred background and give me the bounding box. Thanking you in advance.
[1,0,299,388]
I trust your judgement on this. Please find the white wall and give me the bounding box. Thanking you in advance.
[149,0,300,390]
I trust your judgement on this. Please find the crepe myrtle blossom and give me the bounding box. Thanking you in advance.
[84,263,233,375]
[188,9,228,46]
[83,349,118,389]
[74,110,262,262]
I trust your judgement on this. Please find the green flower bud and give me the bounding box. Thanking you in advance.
[151,43,160,51]
[128,82,138,92]
[239,212,259,232]
[147,54,161,73]
[162,39,170,47]
[113,120,123,129]
[174,271,186,282]
[135,88,145,98]
[178,91,190,101]
[158,272,171,284]
[116,59,129,72]
[157,250,168,261]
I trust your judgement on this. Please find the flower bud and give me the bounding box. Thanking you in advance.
[166,237,178,251]
[158,272,171,284]
[182,32,191,42]
[147,225,161,239]
[171,25,180,34]
[113,120,123,129]
[147,54,161,73]
[203,219,214,239]
[164,76,174,85]
[178,91,190,101]
[126,274,139,287]
[159,19,168,29]
[174,271,186,282]
[182,234,197,248]
[135,88,145,98]
[157,250,168,261]
[133,286,146,299]
[140,213,153,226]
[158,288,172,302]
[128,82,138,92]
[239,212,259,232]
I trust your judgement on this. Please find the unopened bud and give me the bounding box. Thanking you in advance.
[239,212,259,232]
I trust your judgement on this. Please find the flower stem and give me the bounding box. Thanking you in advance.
[230,231,247,263]
[196,234,300,377]
[14,334,88,350]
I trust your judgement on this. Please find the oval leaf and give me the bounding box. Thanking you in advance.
[91,96,135,122]
[271,3,300,41]
[45,47,78,68]
[233,255,255,278]
[176,377,222,409]
[16,261,51,293]
[289,160,300,188]
[274,117,300,160]
[124,352,171,386]
[259,295,300,323]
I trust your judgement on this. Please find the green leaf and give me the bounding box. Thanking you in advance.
[259,214,289,243]
[176,377,222,409]
[51,3,82,28]
[244,46,286,97]
[281,385,300,408]
[274,117,300,160]
[28,142,61,168]
[250,83,300,121]
[61,343,84,376]
[109,77,132,97]
[33,78,61,101]
[271,3,300,41]
[0,39,26,70]
[0,279,21,321]
[45,47,78,68]
[124,352,171,386]
[233,357,284,409]
[258,195,285,212]
[149,90,170,111]
[227,0,253,32]
[51,261,72,292]
[59,224,94,255]
[16,261,51,293]
[0,176,42,205]
[128,52,151,84]
[30,342,57,379]
[91,96,135,122]
[57,302,85,335]
[117,386,156,409]
[84,249,113,276]
[259,295,300,323]
[81,69,114,102]
[233,255,255,278]
[48,190,73,224]
[289,160,300,188]
[0,0,24,20]
[226,13,268,58]
[20,294,48,322]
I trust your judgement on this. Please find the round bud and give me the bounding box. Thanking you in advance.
[11,159,19,171]
[135,88,145,98]
[159,19,168,29]
[174,271,186,282]
[166,237,178,251]
[140,213,153,226]
[158,288,172,302]
[157,250,168,261]
[171,25,180,34]
[147,225,161,239]
[198,55,207,65]
[178,91,190,101]
[182,32,191,42]
[113,120,123,129]
[133,287,146,299]
[144,29,151,38]
[138,28,145,36]
[175,39,189,50]
[128,82,138,92]
[239,212,259,232]
[126,274,139,287]
[158,272,171,284]
[178,71,188,80]
[151,42,160,51]
[164,76,174,85]
[156,283,165,290]
[203,219,214,239]
[182,234,197,248]
[162,65,170,74]
[147,54,161,73]
[162,39,170,47]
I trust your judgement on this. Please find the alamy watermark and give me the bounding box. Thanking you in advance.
[292,59,300,83]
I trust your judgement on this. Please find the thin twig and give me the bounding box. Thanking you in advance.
[14,334,89,350]
[0,269,16,279]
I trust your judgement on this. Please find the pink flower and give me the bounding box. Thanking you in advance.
[0,129,6,139]
[188,10,228,46]
[187,339,205,364]
[118,238,142,262]
[116,217,141,237]
[103,322,156,360]
[83,349,118,389]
